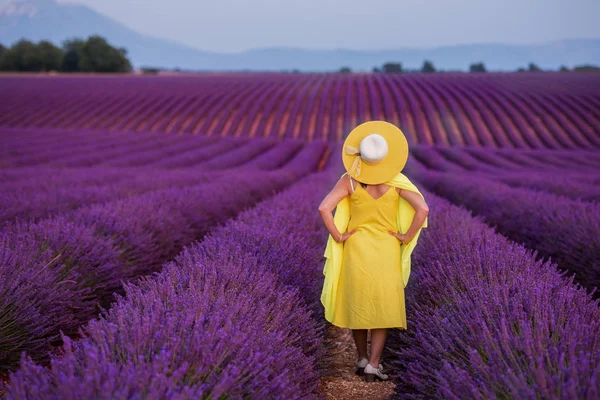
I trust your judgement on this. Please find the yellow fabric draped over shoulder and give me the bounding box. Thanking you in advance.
[320,171,428,322]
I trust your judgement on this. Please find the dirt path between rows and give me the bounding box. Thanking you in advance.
[318,324,397,399]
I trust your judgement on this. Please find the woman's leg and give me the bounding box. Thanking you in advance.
[369,328,388,367]
[351,329,368,359]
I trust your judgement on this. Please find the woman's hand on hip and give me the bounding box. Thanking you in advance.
[388,231,409,245]
[336,229,357,243]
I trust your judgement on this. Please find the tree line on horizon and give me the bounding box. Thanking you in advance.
[0,36,132,73]
[1,36,598,74]
[338,60,600,74]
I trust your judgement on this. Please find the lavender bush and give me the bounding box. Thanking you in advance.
[0,169,213,226]
[3,169,338,399]
[414,169,600,296]
[242,140,304,170]
[491,171,600,203]
[384,189,600,399]
[0,170,299,371]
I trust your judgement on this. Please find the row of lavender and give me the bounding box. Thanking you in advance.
[5,128,599,189]
[1,169,303,371]
[411,169,600,300]
[407,144,600,296]
[4,166,599,398]
[1,73,598,147]
[0,128,329,170]
[384,189,600,399]
[407,145,600,203]
[0,154,327,226]
[1,129,334,372]
[399,145,600,396]
[0,128,330,227]
[2,168,339,399]
[410,144,600,173]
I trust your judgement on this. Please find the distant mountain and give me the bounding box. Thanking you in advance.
[0,0,220,69]
[1,0,599,71]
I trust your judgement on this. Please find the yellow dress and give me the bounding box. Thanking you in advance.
[330,180,406,330]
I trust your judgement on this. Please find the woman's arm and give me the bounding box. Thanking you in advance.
[396,188,429,242]
[318,175,357,242]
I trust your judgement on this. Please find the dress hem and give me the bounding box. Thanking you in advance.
[329,322,408,330]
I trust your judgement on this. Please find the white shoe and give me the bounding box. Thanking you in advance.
[355,357,369,376]
[364,362,389,382]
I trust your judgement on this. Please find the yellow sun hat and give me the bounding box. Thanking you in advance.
[342,120,409,184]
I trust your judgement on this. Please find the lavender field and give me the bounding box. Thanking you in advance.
[1,73,599,147]
[0,73,599,399]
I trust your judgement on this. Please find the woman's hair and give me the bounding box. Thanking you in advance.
[350,175,368,188]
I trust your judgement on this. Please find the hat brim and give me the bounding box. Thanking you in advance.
[342,121,408,184]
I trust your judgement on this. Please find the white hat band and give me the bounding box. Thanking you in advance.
[344,133,388,177]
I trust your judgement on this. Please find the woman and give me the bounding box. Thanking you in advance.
[318,121,429,383]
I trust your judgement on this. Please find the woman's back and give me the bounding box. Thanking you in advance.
[330,175,406,330]
[347,178,399,235]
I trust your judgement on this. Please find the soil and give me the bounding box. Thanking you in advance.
[318,324,396,400]
[0,372,8,398]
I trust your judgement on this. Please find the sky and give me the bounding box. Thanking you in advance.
[3,0,600,52]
